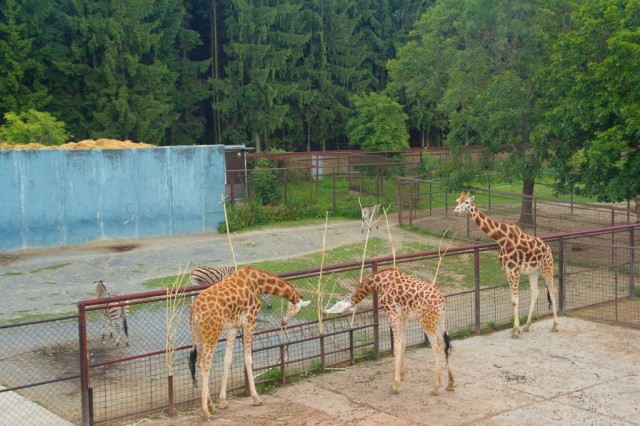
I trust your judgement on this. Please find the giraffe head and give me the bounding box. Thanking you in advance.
[322,299,355,315]
[280,300,311,326]
[453,191,474,216]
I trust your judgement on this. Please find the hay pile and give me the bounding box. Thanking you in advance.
[0,139,156,150]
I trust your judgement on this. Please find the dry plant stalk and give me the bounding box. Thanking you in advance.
[315,212,330,335]
[431,228,454,286]
[381,204,396,268]
[221,194,238,270]
[165,264,190,377]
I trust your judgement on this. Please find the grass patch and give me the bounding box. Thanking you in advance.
[30,263,71,273]
[1,271,24,276]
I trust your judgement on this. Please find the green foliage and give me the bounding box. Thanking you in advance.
[217,200,327,233]
[347,92,409,151]
[388,0,578,194]
[0,110,66,145]
[252,170,279,206]
[0,0,50,118]
[534,0,640,204]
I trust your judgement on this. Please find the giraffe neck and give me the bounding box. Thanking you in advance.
[251,270,302,304]
[349,274,377,306]
[469,206,508,244]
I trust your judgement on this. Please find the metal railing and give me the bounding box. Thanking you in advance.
[1,223,637,425]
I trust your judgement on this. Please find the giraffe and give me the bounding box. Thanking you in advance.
[323,268,454,395]
[453,191,559,338]
[189,266,311,420]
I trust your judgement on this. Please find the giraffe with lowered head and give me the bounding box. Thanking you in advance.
[453,191,559,338]
[189,266,311,420]
[324,268,454,395]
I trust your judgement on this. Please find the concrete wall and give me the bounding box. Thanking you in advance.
[0,146,226,252]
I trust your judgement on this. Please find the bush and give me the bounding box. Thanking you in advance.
[0,110,67,145]
[217,201,327,233]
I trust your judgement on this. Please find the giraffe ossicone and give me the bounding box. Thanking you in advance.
[189,266,311,420]
[323,268,454,395]
[454,191,559,338]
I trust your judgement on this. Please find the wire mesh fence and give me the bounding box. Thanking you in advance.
[398,178,636,240]
[1,223,637,425]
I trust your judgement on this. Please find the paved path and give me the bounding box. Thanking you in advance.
[134,317,640,426]
[0,219,428,323]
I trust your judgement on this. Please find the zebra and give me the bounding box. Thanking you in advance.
[190,265,273,309]
[94,280,129,347]
[361,204,381,233]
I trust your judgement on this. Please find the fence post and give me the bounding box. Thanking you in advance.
[558,236,565,311]
[78,304,91,426]
[283,167,288,207]
[488,174,492,211]
[332,165,336,210]
[474,248,481,335]
[397,178,402,226]
[445,191,449,217]
[372,262,380,360]
[409,179,413,227]
[630,226,636,298]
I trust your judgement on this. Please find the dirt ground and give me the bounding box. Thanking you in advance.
[129,317,640,426]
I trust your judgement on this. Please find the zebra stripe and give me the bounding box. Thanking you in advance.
[361,204,381,233]
[94,280,129,347]
[190,265,273,309]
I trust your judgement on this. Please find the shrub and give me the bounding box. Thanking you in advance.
[0,110,67,145]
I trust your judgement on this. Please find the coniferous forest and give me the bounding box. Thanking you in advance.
[1,0,638,210]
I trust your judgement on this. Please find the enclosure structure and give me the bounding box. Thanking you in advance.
[224,147,487,210]
[0,146,226,252]
[398,177,636,240]
[0,218,636,425]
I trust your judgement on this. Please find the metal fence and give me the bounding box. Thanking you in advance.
[398,178,636,239]
[1,223,637,426]
[225,147,486,211]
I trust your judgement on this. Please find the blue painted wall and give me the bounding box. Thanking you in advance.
[0,146,226,252]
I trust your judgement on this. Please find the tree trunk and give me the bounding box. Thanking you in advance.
[635,195,640,222]
[254,131,262,153]
[211,0,221,144]
[519,178,535,226]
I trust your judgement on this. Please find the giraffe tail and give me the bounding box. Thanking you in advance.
[547,288,552,310]
[444,332,452,362]
[189,348,198,387]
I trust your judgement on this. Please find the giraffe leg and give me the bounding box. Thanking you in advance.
[544,269,560,332]
[389,318,403,394]
[425,331,441,396]
[399,319,407,380]
[507,270,521,338]
[436,309,454,392]
[523,270,539,332]
[242,323,262,406]
[198,347,215,420]
[218,331,237,410]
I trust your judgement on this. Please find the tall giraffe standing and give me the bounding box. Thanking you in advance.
[189,266,310,420]
[453,191,559,338]
[324,268,454,395]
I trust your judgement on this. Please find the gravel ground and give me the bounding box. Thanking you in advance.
[0,218,431,323]
[131,317,640,426]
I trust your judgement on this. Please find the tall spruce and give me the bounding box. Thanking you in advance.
[0,0,49,121]
[214,0,308,152]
